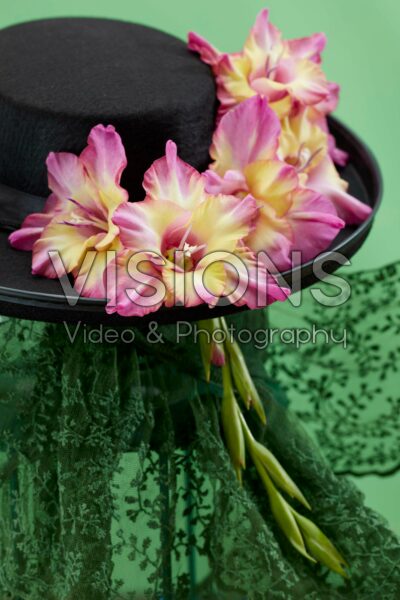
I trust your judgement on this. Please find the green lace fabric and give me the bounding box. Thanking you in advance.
[0,264,400,599]
[268,260,400,476]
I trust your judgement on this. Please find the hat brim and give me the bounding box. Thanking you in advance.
[0,117,382,326]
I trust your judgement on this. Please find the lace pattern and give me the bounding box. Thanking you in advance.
[268,261,400,475]
[0,271,399,598]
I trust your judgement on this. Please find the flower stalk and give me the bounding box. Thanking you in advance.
[220,317,266,423]
[198,316,348,578]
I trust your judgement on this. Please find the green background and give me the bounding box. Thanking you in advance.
[1,0,398,531]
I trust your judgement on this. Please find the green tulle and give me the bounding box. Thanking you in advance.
[1,264,400,598]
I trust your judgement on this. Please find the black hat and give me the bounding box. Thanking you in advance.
[0,18,381,325]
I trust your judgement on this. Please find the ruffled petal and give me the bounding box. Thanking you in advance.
[46,151,108,227]
[187,32,221,67]
[106,250,165,317]
[143,141,206,209]
[225,245,290,308]
[216,54,255,115]
[11,124,130,302]
[31,220,99,278]
[44,192,66,215]
[307,110,348,166]
[307,157,373,224]
[46,151,89,206]
[244,160,298,217]
[328,134,348,166]
[210,96,281,174]
[249,9,282,52]
[112,201,158,253]
[314,81,340,114]
[204,169,248,196]
[73,233,122,299]
[286,33,327,63]
[163,259,226,308]
[266,94,294,120]
[278,58,330,106]
[191,194,258,254]
[245,204,294,271]
[80,124,128,207]
[9,212,54,251]
[74,250,109,299]
[217,55,293,120]
[9,190,72,252]
[250,77,289,102]
[287,189,345,264]
[244,8,283,73]
[113,198,190,253]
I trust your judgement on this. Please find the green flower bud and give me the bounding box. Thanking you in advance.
[294,511,349,578]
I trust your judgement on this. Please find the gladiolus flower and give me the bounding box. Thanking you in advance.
[108,141,289,317]
[189,8,338,120]
[205,96,345,270]
[9,125,129,298]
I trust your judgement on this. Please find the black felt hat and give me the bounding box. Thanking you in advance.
[0,18,382,326]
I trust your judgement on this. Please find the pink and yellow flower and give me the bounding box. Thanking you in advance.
[9,125,129,298]
[279,107,373,223]
[107,141,289,317]
[188,8,338,121]
[205,96,346,270]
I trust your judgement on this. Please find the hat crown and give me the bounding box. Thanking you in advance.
[0,17,216,199]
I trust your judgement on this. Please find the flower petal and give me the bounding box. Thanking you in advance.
[46,151,89,206]
[314,81,340,114]
[191,194,258,254]
[243,8,283,73]
[46,151,108,225]
[187,32,221,67]
[210,96,281,175]
[31,220,98,278]
[288,189,345,264]
[80,124,128,207]
[143,141,206,209]
[204,169,248,196]
[74,249,115,299]
[307,157,373,224]
[244,160,298,217]
[216,54,255,115]
[279,58,330,106]
[106,250,165,317]
[225,245,290,308]
[306,110,348,166]
[328,134,348,166]
[245,204,294,271]
[250,77,289,103]
[286,33,327,63]
[249,9,282,52]
[163,260,226,308]
[113,198,190,253]
[9,211,54,251]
